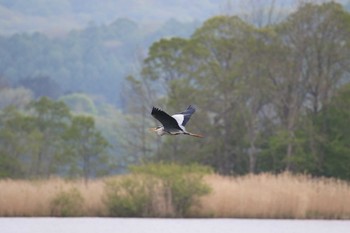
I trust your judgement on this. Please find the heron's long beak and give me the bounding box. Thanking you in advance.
[149,128,157,132]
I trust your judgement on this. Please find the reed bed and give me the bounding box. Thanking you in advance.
[0,178,105,217]
[1,173,350,218]
[197,173,350,219]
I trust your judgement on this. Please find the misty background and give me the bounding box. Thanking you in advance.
[1,0,350,180]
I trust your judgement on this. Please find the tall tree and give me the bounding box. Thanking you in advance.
[141,37,198,162]
[313,84,350,179]
[120,50,158,164]
[64,115,109,184]
[0,107,36,177]
[126,2,350,177]
[28,97,71,176]
[280,2,350,116]
[267,2,350,170]
[239,29,274,173]
[188,16,256,174]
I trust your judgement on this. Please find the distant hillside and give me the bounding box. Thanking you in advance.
[0,18,199,106]
[0,0,228,35]
[1,0,348,36]
[1,0,349,107]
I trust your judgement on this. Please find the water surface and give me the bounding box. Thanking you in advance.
[1,218,349,233]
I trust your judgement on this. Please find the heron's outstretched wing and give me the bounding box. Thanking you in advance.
[177,105,196,126]
[151,107,182,130]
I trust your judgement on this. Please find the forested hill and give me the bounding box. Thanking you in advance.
[1,0,228,106]
[0,18,199,106]
[0,0,227,35]
[1,0,349,106]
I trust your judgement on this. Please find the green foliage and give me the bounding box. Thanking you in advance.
[104,163,212,217]
[0,98,110,179]
[64,115,110,183]
[104,175,155,217]
[0,152,22,178]
[131,163,212,217]
[313,84,350,179]
[50,187,84,217]
[0,107,39,177]
[130,2,350,179]
[130,163,212,179]
[27,97,71,176]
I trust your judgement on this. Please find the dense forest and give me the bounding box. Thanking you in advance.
[126,2,350,179]
[1,2,350,180]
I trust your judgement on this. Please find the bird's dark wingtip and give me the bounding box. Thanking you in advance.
[151,106,157,114]
[151,106,164,116]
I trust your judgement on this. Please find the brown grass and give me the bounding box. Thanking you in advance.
[0,178,105,217]
[1,173,350,218]
[195,173,350,219]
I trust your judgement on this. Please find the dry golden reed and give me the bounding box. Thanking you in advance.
[196,173,350,219]
[0,178,105,217]
[1,173,350,218]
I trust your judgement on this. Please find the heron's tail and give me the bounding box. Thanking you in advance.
[185,132,204,138]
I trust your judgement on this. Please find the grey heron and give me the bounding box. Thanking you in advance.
[150,105,204,138]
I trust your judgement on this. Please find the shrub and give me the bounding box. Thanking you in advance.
[103,175,155,217]
[0,153,22,178]
[103,163,212,217]
[50,187,84,217]
[131,163,212,217]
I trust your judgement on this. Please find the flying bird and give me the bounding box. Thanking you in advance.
[150,105,204,138]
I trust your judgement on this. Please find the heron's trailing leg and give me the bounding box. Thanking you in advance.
[185,132,204,138]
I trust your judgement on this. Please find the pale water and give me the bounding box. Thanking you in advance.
[1,218,349,233]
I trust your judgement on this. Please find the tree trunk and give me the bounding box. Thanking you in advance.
[248,142,257,173]
[285,130,294,171]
